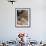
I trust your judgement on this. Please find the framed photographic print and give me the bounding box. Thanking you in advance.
[15,8,31,28]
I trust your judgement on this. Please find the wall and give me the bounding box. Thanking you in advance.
[0,0,46,42]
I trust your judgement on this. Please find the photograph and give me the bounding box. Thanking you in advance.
[15,8,31,28]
